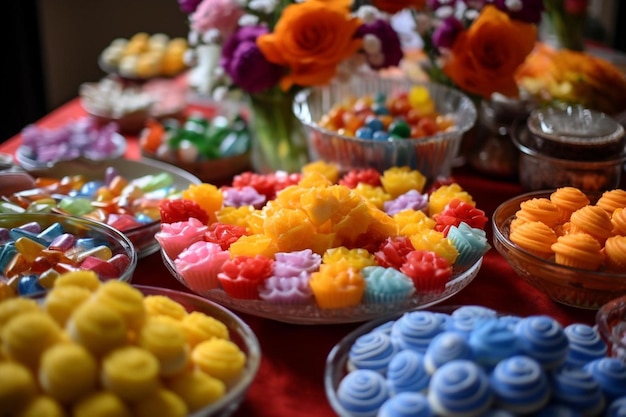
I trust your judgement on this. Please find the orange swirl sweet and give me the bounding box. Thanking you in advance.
[551,233,604,270]
[550,187,590,222]
[515,198,562,228]
[509,221,557,258]
[603,235,626,272]
[596,189,626,214]
[611,207,626,235]
[569,205,614,245]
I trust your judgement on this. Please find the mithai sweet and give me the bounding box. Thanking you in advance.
[157,162,490,310]
[0,273,248,415]
[333,306,626,416]
[509,186,626,272]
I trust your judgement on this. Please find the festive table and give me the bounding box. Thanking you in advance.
[2,98,600,417]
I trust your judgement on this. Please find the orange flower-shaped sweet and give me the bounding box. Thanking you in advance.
[257,0,363,91]
[443,5,537,99]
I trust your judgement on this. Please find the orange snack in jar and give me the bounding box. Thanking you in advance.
[551,233,604,270]
[509,221,558,258]
[596,189,626,214]
[611,207,626,235]
[550,187,590,222]
[603,235,626,272]
[515,198,562,229]
[569,205,614,245]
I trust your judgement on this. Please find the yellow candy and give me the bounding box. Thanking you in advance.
[0,361,38,414]
[133,388,188,417]
[191,338,246,383]
[394,209,436,236]
[309,263,364,309]
[167,369,225,412]
[44,285,92,326]
[2,312,63,369]
[182,183,223,224]
[143,295,188,321]
[181,311,229,348]
[53,270,101,292]
[216,205,255,230]
[409,229,459,265]
[228,234,278,258]
[301,161,340,183]
[0,297,40,331]
[322,247,377,271]
[352,183,392,210]
[428,183,474,215]
[380,167,427,198]
[91,281,146,331]
[408,85,436,115]
[101,346,160,402]
[16,396,66,417]
[72,391,132,417]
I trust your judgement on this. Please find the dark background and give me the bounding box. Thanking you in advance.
[2,0,625,142]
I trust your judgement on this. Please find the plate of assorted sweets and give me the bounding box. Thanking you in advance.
[0,275,260,417]
[325,305,626,416]
[156,161,490,324]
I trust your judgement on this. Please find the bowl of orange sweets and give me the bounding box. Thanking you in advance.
[0,277,260,417]
[492,187,626,310]
[293,75,477,184]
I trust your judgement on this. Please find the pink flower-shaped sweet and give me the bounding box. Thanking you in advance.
[175,241,230,291]
[156,217,209,259]
[190,0,243,39]
[273,249,322,278]
[383,190,429,216]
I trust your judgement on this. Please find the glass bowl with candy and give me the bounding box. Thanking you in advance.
[3,281,260,416]
[492,188,626,310]
[294,75,477,184]
[157,161,490,324]
[2,158,201,258]
[0,213,137,297]
[326,305,624,416]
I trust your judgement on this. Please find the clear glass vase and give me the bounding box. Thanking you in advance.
[247,89,310,174]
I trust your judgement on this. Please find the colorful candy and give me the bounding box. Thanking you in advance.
[318,86,455,140]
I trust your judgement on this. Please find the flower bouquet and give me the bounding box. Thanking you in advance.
[178,0,415,173]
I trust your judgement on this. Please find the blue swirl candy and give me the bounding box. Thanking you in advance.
[424,331,473,374]
[469,317,521,369]
[514,315,569,369]
[337,369,389,417]
[606,396,626,417]
[564,323,607,368]
[490,355,550,414]
[551,366,605,416]
[446,305,498,336]
[378,392,434,417]
[386,350,430,395]
[348,331,399,374]
[390,311,446,353]
[584,358,626,401]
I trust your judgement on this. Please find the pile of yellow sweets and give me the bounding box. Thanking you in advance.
[0,272,246,417]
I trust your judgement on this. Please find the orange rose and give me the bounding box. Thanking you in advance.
[443,5,537,99]
[257,1,363,91]
[372,0,426,14]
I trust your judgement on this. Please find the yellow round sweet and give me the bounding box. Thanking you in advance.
[44,285,92,326]
[2,312,63,369]
[15,395,66,417]
[0,361,38,414]
[101,346,160,402]
[91,280,146,331]
[53,270,101,292]
[72,391,132,417]
[132,388,188,417]
[39,343,98,404]
[167,369,226,412]
[191,338,246,383]
[181,311,229,347]
[137,318,189,376]
[0,297,41,331]
[66,302,128,356]
[143,295,188,321]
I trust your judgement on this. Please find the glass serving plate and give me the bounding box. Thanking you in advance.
[161,249,482,325]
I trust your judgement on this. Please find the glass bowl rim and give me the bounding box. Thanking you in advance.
[492,189,626,280]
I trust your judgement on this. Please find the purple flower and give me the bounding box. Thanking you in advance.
[494,0,544,24]
[432,16,464,49]
[220,26,284,93]
[177,0,203,14]
[356,19,403,69]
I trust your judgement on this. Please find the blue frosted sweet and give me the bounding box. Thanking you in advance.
[533,404,582,416]
[348,331,399,374]
[423,331,473,374]
[445,222,491,268]
[606,396,626,417]
[377,392,434,417]
[337,369,389,417]
[386,350,430,395]
[362,266,415,304]
[390,311,446,353]
[490,355,551,414]
[446,305,498,336]
[583,358,626,401]
[551,366,605,417]
[469,317,521,369]
[427,359,493,417]
[514,315,569,369]
[564,323,607,368]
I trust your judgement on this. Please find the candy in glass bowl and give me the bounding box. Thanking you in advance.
[492,187,626,309]
[1,158,201,258]
[0,279,260,416]
[325,305,626,416]
[156,161,490,324]
[0,213,137,298]
[293,75,477,184]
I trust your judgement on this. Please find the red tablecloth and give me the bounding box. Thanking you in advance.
[2,98,599,417]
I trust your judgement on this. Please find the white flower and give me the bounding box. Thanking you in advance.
[356,5,381,23]
[239,14,260,26]
[248,0,279,14]
[504,0,523,12]
[201,28,222,44]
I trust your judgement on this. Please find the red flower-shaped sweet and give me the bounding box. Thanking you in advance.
[159,199,209,224]
[433,198,488,236]
[339,168,382,189]
[220,255,274,281]
[233,172,279,200]
[400,250,451,293]
[205,222,248,250]
[374,236,415,269]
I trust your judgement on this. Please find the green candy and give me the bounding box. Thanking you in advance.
[58,197,93,216]
[388,119,411,138]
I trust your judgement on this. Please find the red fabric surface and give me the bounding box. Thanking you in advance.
[3,98,599,417]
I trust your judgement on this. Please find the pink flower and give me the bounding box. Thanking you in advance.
[190,0,243,39]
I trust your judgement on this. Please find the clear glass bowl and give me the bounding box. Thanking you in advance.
[596,295,626,362]
[15,158,201,258]
[492,191,626,309]
[0,212,137,285]
[136,285,261,417]
[293,75,477,184]
[161,249,483,325]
